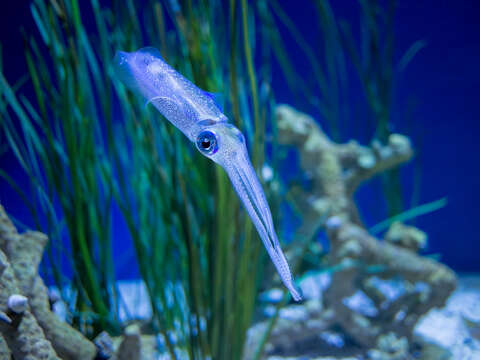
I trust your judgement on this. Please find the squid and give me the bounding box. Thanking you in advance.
[113,47,302,301]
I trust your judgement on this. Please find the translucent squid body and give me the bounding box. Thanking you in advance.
[113,47,302,301]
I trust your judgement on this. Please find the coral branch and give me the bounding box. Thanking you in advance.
[273,104,456,348]
[340,135,414,194]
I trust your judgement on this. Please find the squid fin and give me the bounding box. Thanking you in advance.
[202,91,225,111]
[137,47,165,61]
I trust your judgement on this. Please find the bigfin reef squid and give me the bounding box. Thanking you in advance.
[114,47,302,301]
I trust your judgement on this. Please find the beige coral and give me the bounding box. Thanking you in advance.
[274,104,456,348]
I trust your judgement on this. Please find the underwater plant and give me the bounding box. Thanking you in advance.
[0,0,297,358]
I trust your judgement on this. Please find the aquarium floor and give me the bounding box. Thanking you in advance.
[413,273,480,360]
[50,273,480,359]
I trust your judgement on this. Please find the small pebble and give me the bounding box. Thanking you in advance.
[7,294,28,314]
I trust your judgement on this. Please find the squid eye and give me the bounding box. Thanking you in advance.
[196,130,218,155]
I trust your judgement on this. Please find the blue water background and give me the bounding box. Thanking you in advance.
[0,1,478,279]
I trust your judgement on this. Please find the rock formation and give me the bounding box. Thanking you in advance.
[0,204,97,360]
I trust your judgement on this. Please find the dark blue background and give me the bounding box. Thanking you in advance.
[1,1,479,274]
